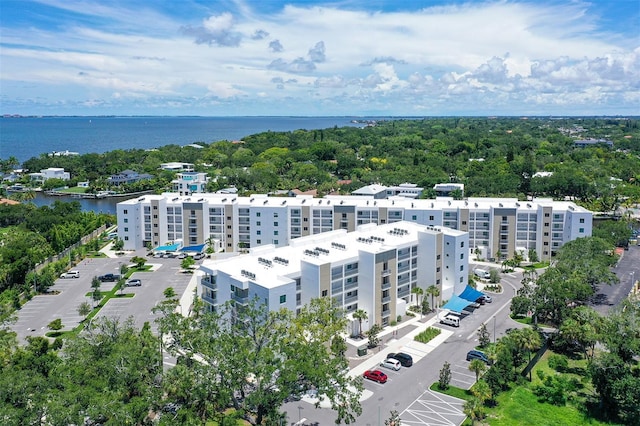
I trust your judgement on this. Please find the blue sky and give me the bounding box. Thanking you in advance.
[1,0,638,116]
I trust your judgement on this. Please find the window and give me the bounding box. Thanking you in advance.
[429,215,434,221]
[342,213,347,219]
[274,240,279,244]
[273,213,278,218]
[579,228,584,233]
[153,206,158,210]
[460,265,464,271]
[280,295,286,304]
[461,241,465,248]
[256,212,261,217]
[123,209,128,214]
[257,239,262,244]
[579,218,585,223]
[460,277,464,283]
[256,230,261,235]
[544,213,550,217]
[257,221,261,226]
[274,231,278,235]
[274,222,278,226]
[322,290,328,297]
[412,215,417,220]
[123,218,128,223]
[153,214,158,219]
[124,236,128,241]
[462,220,467,225]
[124,227,128,232]
[460,253,464,260]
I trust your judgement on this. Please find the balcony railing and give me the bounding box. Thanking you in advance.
[201,294,217,305]
[381,281,391,290]
[231,293,249,305]
[201,278,216,290]
[381,269,391,277]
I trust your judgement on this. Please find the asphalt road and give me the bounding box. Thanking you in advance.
[591,244,639,315]
[283,268,525,426]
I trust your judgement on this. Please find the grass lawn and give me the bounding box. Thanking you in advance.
[483,386,611,426]
[471,351,620,426]
[55,186,88,194]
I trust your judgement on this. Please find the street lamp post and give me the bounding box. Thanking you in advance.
[493,316,496,344]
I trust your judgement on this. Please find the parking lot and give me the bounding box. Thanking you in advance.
[12,253,196,344]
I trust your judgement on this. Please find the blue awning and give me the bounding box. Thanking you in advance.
[459,285,485,302]
[154,243,181,252]
[442,294,474,313]
[180,244,206,253]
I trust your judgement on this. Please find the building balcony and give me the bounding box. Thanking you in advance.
[231,293,249,305]
[381,309,391,317]
[381,281,391,290]
[344,294,358,305]
[202,294,217,305]
[381,269,391,277]
[381,295,391,303]
[201,277,216,290]
[344,281,358,291]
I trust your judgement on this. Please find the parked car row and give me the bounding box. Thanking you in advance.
[363,352,414,385]
[151,251,205,259]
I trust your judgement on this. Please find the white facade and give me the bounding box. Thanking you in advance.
[160,162,194,172]
[116,193,592,261]
[172,172,209,196]
[199,221,468,328]
[29,167,70,182]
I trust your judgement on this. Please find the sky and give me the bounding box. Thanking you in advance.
[1,0,639,116]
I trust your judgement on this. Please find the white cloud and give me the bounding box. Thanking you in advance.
[1,1,637,115]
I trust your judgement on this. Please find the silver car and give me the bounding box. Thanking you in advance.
[379,358,401,371]
[125,279,142,287]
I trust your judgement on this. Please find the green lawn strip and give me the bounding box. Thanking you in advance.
[414,327,441,343]
[428,383,472,401]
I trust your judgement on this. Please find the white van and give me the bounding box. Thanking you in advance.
[60,270,80,279]
[473,268,491,279]
[440,315,460,327]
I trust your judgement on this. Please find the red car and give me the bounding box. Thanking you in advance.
[363,369,388,384]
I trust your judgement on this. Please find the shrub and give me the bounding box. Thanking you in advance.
[438,361,452,390]
[548,354,569,372]
[415,327,441,344]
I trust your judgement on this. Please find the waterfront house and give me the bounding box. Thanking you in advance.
[107,170,153,186]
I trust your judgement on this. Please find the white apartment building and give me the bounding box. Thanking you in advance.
[172,172,209,196]
[116,193,592,261]
[198,221,468,330]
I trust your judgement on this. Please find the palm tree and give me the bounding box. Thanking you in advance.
[411,286,424,310]
[426,285,440,311]
[512,327,542,381]
[353,309,368,338]
[468,359,487,383]
[470,380,492,405]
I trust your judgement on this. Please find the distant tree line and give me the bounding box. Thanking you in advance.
[6,117,639,210]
